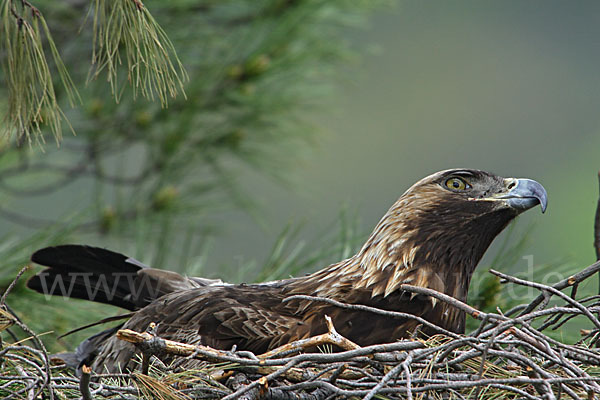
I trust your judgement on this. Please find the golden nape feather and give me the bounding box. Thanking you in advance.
[27,168,547,373]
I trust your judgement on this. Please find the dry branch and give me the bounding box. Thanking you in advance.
[258,315,360,359]
[595,170,600,262]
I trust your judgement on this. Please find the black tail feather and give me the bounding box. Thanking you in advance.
[27,244,211,372]
[27,245,146,310]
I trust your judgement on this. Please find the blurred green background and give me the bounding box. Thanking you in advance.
[1,0,600,347]
[215,0,600,277]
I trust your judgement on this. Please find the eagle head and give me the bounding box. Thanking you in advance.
[340,168,548,299]
[397,168,546,270]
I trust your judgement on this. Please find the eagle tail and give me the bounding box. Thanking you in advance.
[27,245,148,311]
[55,326,122,372]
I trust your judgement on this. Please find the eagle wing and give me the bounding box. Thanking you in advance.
[92,283,302,372]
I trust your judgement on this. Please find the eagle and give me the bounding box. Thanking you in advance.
[27,168,547,373]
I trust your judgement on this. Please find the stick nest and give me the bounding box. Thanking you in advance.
[3,261,600,400]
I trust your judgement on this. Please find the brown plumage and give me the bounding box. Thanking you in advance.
[27,168,547,373]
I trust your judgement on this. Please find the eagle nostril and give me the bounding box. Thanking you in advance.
[507,181,516,190]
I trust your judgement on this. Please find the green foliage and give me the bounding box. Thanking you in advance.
[89,0,188,106]
[0,0,190,145]
[0,0,383,267]
[469,273,502,312]
[0,0,78,145]
[251,207,362,283]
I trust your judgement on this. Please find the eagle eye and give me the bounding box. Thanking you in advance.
[444,177,471,191]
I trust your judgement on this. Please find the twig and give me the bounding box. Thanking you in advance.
[491,269,600,330]
[363,355,410,400]
[595,170,600,261]
[221,359,303,400]
[1,265,30,305]
[594,171,600,308]
[399,284,489,320]
[117,327,231,361]
[259,315,359,359]
[519,260,600,316]
[80,365,94,400]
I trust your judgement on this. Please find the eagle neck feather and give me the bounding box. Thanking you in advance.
[293,190,514,304]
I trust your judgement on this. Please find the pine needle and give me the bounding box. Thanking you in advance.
[0,0,79,146]
[88,0,188,107]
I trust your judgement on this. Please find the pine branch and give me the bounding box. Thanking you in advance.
[88,0,188,106]
[0,0,79,145]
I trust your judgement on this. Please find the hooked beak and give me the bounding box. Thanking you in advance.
[498,178,548,213]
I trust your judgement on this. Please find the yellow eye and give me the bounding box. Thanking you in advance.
[445,177,469,191]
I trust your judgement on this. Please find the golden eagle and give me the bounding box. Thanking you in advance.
[27,168,547,372]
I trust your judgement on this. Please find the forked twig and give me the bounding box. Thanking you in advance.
[259,315,360,359]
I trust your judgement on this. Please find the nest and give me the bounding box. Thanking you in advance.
[3,260,600,400]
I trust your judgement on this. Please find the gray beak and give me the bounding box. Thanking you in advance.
[499,178,548,213]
